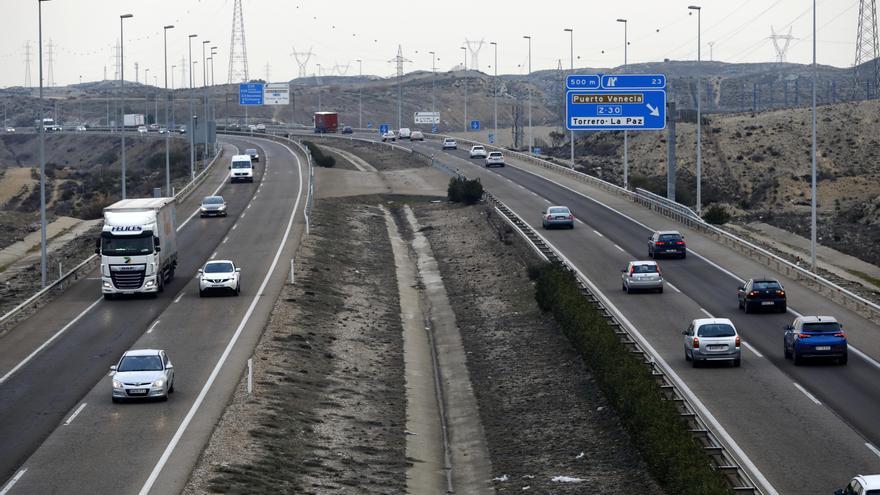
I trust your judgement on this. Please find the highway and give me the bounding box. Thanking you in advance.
[0,136,306,494]
[314,130,880,494]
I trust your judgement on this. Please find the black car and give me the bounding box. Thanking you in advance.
[737,278,786,313]
[341,125,353,134]
[648,231,687,259]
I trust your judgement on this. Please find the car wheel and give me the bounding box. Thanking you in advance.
[199,290,205,298]
[681,252,687,259]
[737,300,743,310]
[657,286,663,294]
[160,393,169,402]
[784,344,791,359]
[112,397,120,404]
[684,349,691,361]
[692,357,700,368]
[235,284,241,296]
[624,284,630,294]
[743,302,751,314]
[840,353,848,365]
[733,358,741,368]
[778,304,787,313]
[569,224,574,229]
[104,293,115,300]
[169,381,175,393]
[793,352,802,366]
[622,282,627,292]
[648,250,653,259]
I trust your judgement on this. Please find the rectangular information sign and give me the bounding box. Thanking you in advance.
[239,83,264,105]
[264,83,289,105]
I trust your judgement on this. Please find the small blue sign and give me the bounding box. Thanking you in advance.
[566,75,601,90]
[379,124,390,135]
[601,74,666,89]
[367,122,373,128]
[566,89,666,131]
[431,124,438,134]
[487,133,495,144]
[532,147,542,155]
[239,83,264,105]
[470,120,480,131]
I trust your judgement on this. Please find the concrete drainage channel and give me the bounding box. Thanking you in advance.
[484,191,762,494]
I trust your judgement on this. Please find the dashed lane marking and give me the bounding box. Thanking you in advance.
[793,382,822,405]
[63,403,87,426]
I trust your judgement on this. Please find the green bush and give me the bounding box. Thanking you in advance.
[302,140,336,168]
[447,177,483,205]
[702,204,731,225]
[533,263,732,495]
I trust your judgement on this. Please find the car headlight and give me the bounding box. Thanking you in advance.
[200,206,207,211]
[218,205,226,210]
[152,379,164,388]
[113,379,124,389]
[103,281,112,288]
[145,279,155,287]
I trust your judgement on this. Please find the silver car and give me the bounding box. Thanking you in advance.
[542,206,574,229]
[200,195,227,217]
[683,318,741,367]
[111,349,174,402]
[621,260,663,293]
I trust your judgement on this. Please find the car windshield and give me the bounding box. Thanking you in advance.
[445,139,454,142]
[205,262,234,273]
[698,324,736,337]
[202,197,224,205]
[548,207,570,215]
[246,149,257,155]
[232,160,251,169]
[632,264,658,273]
[802,322,841,333]
[753,281,781,290]
[659,234,682,242]
[489,152,502,157]
[101,233,153,255]
[473,146,484,150]
[118,355,163,372]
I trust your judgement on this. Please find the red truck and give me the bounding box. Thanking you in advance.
[313,112,338,133]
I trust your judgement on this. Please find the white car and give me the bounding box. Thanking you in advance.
[137,126,148,134]
[469,145,487,158]
[158,127,168,134]
[381,131,397,142]
[683,318,741,367]
[485,151,505,167]
[621,260,663,293]
[836,475,880,495]
[111,349,174,402]
[398,127,412,140]
[75,125,87,132]
[410,130,425,141]
[5,127,15,133]
[255,123,267,132]
[148,123,160,131]
[198,260,241,297]
[442,137,457,150]
[247,124,257,132]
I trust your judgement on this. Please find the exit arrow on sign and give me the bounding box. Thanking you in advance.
[646,103,660,117]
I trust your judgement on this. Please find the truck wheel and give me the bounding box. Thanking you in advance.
[104,293,115,301]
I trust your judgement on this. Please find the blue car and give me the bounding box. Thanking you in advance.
[784,316,848,365]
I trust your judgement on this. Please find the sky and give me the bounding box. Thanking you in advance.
[0,0,862,88]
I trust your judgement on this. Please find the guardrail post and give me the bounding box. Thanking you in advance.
[247,358,253,394]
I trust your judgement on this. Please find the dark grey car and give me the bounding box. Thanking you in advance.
[200,195,227,217]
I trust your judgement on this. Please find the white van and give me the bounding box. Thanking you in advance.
[229,154,254,183]
[398,127,412,140]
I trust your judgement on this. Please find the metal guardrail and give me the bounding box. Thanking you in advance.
[484,191,761,494]
[0,147,224,333]
[422,132,880,325]
[634,188,701,221]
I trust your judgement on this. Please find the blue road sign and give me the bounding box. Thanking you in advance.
[487,132,495,144]
[367,122,373,128]
[566,89,666,131]
[566,75,601,90]
[379,124,390,134]
[470,120,480,131]
[601,74,666,89]
[431,124,438,134]
[239,83,264,105]
[532,147,542,155]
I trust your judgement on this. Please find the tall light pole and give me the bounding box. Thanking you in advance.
[356,59,363,128]
[202,41,210,168]
[461,46,467,132]
[491,42,498,144]
[810,0,817,270]
[689,5,702,213]
[523,35,532,153]
[171,65,176,90]
[616,19,628,187]
[565,28,574,168]
[188,34,197,180]
[429,51,436,115]
[316,63,322,111]
[191,59,198,178]
[119,13,133,200]
[144,68,150,123]
[210,46,217,87]
[163,25,174,196]
[38,0,51,288]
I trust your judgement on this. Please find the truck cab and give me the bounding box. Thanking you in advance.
[99,198,178,298]
[230,154,254,182]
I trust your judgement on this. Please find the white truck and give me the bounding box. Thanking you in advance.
[124,114,145,128]
[97,198,178,299]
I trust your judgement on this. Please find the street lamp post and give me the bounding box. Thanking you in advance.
[191,60,198,178]
[163,25,174,196]
[811,0,818,270]
[461,46,467,132]
[616,19,628,187]
[356,59,363,128]
[523,35,532,153]
[565,28,574,169]
[491,42,497,144]
[689,5,702,213]
[316,63,322,112]
[202,40,210,169]
[144,68,150,123]
[119,13,133,200]
[38,0,51,288]
[429,51,436,116]
[188,34,197,179]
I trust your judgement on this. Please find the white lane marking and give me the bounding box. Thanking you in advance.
[866,443,880,459]
[147,320,160,334]
[173,292,184,304]
[613,244,625,253]
[666,282,682,293]
[222,236,229,244]
[63,403,87,426]
[232,224,238,230]
[700,308,714,318]
[241,212,247,218]
[0,298,102,385]
[575,219,585,225]
[543,199,551,204]
[742,341,763,358]
[210,251,217,260]
[139,136,305,495]
[247,203,252,209]
[529,191,538,197]
[0,468,27,495]
[592,229,604,238]
[793,382,822,405]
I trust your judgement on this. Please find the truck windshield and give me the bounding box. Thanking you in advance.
[232,161,251,169]
[101,234,154,255]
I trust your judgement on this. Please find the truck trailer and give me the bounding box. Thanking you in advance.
[314,111,338,133]
[98,198,178,298]
[124,114,145,128]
